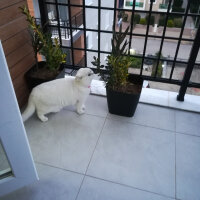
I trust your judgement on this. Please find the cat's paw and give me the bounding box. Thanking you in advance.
[82,105,86,111]
[77,109,85,115]
[38,115,48,122]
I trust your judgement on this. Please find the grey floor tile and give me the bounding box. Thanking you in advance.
[77,176,174,200]
[175,110,200,136]
[176,133,200,200]
[107,104,176,132]
[87,119,175,198]
[64,94,108,118]
[1,163,83,200]
[25,109,105,174]
[84,95,108,117]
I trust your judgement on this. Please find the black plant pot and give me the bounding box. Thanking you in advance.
[25,61,65,91]
[106,75,143,117]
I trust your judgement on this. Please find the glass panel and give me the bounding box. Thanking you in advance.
[182,15,200,40]
[101,0,114,8]
[85,0,98,6]
[162,39,178,60]
[177,41,193,62]
[164,14,183,38]
[0,141,12,179]
[87,51,98,68]
[131,36,145,55]
[145,38,161,56]
[86,8,98,30]
[100,33,112,52]
[74,50,85,67]
[71,0,82,5]
[171,0,186,14]
[171,62,186,80]
[86,31,98,50]
[132,12,147,34]
[101,9,114,31]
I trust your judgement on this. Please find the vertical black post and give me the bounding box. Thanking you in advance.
[83,0,87,67]
[55,0,63,46]
[140,0,154,75]
[128,0,136,54]
[38,0,48,31]
[154,0,172,77]
[169,1,191,80]
[98,0,101,62]
[67,0,75,67]
[177,23,200,101]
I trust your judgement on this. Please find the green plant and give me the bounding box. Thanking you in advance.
[123,13,128,22]
[167,19,174,27]
[172,0,185,13]
[133,14,141,25]
[20,5,66,71]
[91,25,131,90]
[20,6,43,70]
[151,62,163,77]
[129,57,142,68]
[151,51,163,77]
[145,15,155,25]
[139,18,147,25]
[174,18,183,28]
[158,15,165,26]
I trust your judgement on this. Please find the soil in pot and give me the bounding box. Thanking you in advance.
[25,61,64,90]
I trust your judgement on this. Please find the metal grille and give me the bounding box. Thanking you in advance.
[39,0,200,101]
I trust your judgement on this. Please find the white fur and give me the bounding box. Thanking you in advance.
[22,68,94,122]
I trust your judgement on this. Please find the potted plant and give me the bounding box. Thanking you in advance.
[92,25,143,117]
[20,6,66,90]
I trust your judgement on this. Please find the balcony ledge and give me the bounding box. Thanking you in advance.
[90,80,200,113]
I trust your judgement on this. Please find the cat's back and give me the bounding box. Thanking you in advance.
[31,76,75,98]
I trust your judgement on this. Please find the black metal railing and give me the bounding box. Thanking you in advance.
[38,0,200,101]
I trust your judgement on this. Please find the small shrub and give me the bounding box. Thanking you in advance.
[133,14,141,24]
[167,19,174,27]
[174,18,183,28]
[123,13,128,22]
[172,7,185,13]
[129,57,142,68]
[158,16,165,26]
[151,62,163,77]
[139,18,147,25]
[145,15,155,25]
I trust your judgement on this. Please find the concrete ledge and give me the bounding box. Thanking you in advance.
[90,80,200,113]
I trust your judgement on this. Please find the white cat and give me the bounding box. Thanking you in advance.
[22,68,94,122]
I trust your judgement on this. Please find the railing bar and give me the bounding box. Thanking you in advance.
[140,0,154,75]
[44,2,200,17]
[67,0,75,67]
[82,0,87,68]
[54,0,62,46]
[113,0,117,32]
[128,0,136,53]
[98,0,101,62]
[45,24,195,41]
[169,1,191,80]
[154,0,173,77]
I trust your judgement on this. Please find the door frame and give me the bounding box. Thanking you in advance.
[0,41,38,197]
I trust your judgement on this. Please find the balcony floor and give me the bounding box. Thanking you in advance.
[2,95,200,200]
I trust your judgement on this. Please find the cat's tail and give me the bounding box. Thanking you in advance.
[22,97,35,122]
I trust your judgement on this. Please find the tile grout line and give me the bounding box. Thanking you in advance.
[107,116,176,135]
[35,161,85,176]
[85,174,175,200]
[35,160,175,200]
[174,111,177,200]
[75,114,108,200]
